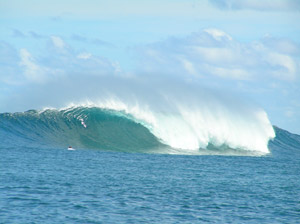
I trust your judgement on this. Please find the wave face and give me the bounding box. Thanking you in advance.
[0,107,163,152]
[0,102,277,155]
[269,126,300,158]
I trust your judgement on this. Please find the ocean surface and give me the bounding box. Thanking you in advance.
[1,107,300,223]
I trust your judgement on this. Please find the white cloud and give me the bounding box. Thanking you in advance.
[209,0,300,11]
[207,65,251,80]
[37,36,119,77]
[204,28,232,41]
[77,53,92,60]
[51,36,65,49]
[263,38,299,55]
[266,53,297,80]
[0,37,120,86]
[192,47,236,64]
[137,29,299,82]
[19,48,46,82]
[178,57,197,75]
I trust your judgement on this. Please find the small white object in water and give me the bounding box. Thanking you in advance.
[68,146,75,150]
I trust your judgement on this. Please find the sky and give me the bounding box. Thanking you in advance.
[0,0,300,134]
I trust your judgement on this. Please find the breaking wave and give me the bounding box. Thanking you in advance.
[0,98,275,155]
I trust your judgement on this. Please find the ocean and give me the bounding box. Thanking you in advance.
[0,107,299,223]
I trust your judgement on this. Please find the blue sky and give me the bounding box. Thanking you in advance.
[0,0,300,134]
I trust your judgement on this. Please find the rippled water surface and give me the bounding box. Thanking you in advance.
[1,146,299,223]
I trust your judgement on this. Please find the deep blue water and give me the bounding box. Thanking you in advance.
[1,145,300,223]
[0,109,300,223]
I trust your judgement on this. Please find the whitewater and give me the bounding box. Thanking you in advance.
[74,95,275,154]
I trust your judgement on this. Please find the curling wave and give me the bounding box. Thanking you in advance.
[0,73,277,155]
[0,101,275,155]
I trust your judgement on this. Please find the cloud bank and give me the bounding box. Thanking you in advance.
[0,36,119,85]
[209,0,300,11]
[137,29,299,82]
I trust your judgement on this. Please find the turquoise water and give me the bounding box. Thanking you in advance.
[1,108,300,223]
